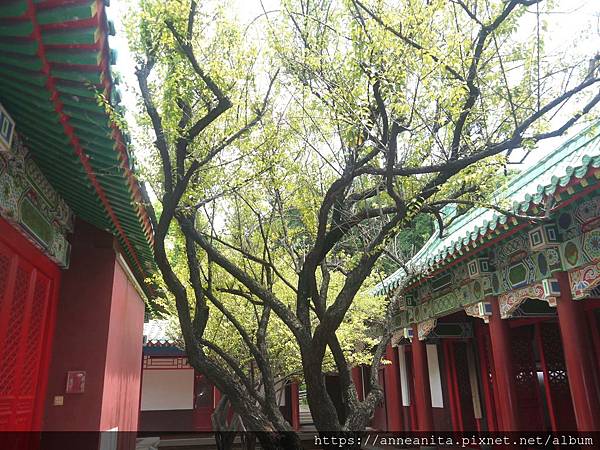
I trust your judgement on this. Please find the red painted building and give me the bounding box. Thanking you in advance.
[369,123,600,433]
[0,1,156,449]
[139,320,301,434]
[140,321,217,433]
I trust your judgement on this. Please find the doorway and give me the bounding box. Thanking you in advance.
[0,218,60,430]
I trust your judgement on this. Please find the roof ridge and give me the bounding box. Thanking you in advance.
[443,123,600,235]
[498,123,600,199]
[374,121,600,295]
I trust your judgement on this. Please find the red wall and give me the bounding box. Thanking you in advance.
[100,260,144,432]
[42,220,144,439]
[43,221,115,431]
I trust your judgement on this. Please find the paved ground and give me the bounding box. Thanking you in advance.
[137,434,420,450]
[137,431,323,449]
[136,432,391,450]
[136,408,404,450]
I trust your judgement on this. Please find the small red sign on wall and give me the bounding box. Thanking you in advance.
[66,371,86,394]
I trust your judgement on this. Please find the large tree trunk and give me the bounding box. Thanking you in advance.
[303,356,349,437]
[212,396,238,450]
[255,432,304,450]
[210,391,304,450]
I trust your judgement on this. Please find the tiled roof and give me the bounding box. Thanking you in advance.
[0,0,155,294]
[143,320,183,354]
[143,320,170,343]
[375,122,600,295]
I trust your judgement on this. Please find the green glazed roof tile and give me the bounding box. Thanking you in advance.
[0,0,155,298]
[375,123,600,296]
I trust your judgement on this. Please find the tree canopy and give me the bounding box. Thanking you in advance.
[125,0,600,447]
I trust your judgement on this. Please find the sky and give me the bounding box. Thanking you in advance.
[105,0,600,174]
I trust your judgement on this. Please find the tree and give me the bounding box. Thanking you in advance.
[127,0,600,448]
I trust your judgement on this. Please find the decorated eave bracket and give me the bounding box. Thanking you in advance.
[0,103,73,268]
[417,318,437,341]
[464,301,493,323]
[569,260,600,299]
[498,278,559,319]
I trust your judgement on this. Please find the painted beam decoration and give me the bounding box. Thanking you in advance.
[381,123,600,331]
[464,301,492,323]
[0,108,72,267]
[0,103,15,152]
[569,260,600,299]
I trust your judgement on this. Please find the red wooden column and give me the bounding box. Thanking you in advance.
[290,382,300,430]
[488,296,520,431]
[475,321,498,431]
[534,323,559,431]
[555,272,600,431]
[411,325,434,431]
[384,344,403,431]
[587,309,600,377]
[351,366,364,401]
[443,340,462,432]
[214,387,222,407]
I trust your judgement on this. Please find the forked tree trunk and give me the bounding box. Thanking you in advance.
[211,394,305,450]
[212,396,238,450]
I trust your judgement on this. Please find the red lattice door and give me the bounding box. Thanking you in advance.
[453,342,477,431]
[510,326,545,430]
[537,322,576,431]
[0,230,59,431]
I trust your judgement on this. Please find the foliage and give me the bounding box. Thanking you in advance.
[125,0,600,444]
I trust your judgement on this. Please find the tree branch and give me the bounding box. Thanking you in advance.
[352,0,465,82]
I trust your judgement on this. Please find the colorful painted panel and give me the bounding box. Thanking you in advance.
[0,103,15,152]
[497,281,558,318]
[0,134,72,267]
[569,260,600,299]
[528,224,560,251]
[430,291,460,316]
[561,228,600,271]
[574,197,600,233]
[494,234,529,267]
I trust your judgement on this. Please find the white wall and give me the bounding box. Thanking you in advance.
[141,369,194,411]
[397,346,410,407]
[426,344,444,408]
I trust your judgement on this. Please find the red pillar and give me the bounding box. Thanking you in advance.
[488,296,521,431]
[443,340,462,432]
[384,345,403,431]
[214,387,222,406]
[290,382,300,430]
[534,323,559,432]
[587,310,600,378]
[555,272,600,431]
[475,321,498,432]
[351,366,364,401]
[411,325,434,432]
